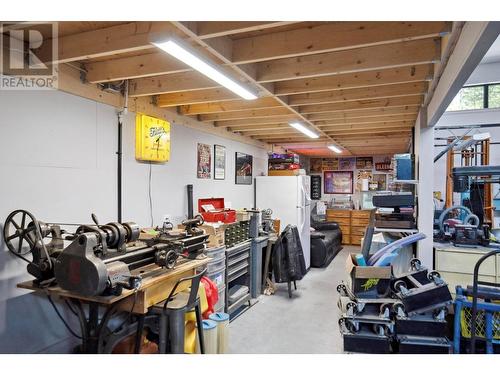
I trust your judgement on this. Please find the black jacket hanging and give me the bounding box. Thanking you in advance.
[272,225,307,283]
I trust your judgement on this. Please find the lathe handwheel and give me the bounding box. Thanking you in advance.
[164,250,178,269]
[3,209,39,260]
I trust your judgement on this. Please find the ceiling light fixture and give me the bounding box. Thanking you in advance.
[289,121,319,139]
[152,38,257,100]
[328,144,342,154]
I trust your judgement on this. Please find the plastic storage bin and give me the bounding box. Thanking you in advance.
[213,286,226,312]
[206,264,226,290]
[207,257,226,273]
[205,245,225,262]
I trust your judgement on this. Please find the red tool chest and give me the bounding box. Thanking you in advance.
[198,197,237,224]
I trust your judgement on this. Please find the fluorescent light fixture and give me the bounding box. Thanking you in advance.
[152,38,257,100]
[328,144,342,154]
[289,121,319,139]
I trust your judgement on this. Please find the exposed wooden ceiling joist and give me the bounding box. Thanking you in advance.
[231,22,451,64]
[39,22,179,64]
[299,95,423,114]
[186,21,300,39]
[198,107,293,121]
[274,64,434,95]
[288,82,428,106]
[313,114,418,126]
[306,106,420,121]
[178,96,281,115]
[251,38,441,82]
[129,71,220,97]
[170,21,335,147]
[85,52,191,83]
[157,88,237,107]
[213,115,298,128]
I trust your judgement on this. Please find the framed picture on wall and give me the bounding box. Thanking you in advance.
[235,152,253,185]
[214,144,226,180]
[324,171,353,194]
[197,143,211,179]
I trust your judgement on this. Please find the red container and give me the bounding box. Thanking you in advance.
[198,197,237,224]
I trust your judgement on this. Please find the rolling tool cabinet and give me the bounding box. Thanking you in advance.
[225,240,252,319]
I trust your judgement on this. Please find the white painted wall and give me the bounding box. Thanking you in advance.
[0,89,267,353]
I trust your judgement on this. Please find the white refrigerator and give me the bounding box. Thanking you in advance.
[255,175,311,269]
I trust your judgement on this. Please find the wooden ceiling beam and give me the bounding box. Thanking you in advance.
[198,107,293,122]
[314,114,417,127]
[274,65,433,95]
[213,115,298,128]
[129,71,220,97]
[324,127,413,136]
[170,22,332,143]
[319,121,415,131]
[178,96,281,115]
[232,22,451,64]
[187,21,299,39]
[252,38,441,82]
[85,51,190,83]
[299,95,423,114]
[307,106,420,121]
[38,22,179,64]
[288,82,428,106]
[157,88,237,107]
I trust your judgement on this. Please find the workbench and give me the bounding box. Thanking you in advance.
[18,257,209,353]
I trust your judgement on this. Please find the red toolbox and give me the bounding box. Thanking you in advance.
[198,197,237,224]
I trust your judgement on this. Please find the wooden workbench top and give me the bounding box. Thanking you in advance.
[18,256,210,311]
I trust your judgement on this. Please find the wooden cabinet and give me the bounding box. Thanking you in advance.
[326,209,371,246]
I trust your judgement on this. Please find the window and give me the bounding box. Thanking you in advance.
[447,86,484,111]
[488,84,500,109]
[446,83,500,112]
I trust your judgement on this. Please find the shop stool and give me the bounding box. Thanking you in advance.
[149,268,207,354]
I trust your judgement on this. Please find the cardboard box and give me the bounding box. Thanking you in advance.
[268,169,302,176]
[345,254,392,297]
[200,223,226,247]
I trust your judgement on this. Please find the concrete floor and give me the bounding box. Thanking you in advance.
[229,246,359,354]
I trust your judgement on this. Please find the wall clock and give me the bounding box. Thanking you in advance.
[135,114,171,162]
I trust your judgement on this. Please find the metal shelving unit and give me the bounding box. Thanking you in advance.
[225,240,252,319]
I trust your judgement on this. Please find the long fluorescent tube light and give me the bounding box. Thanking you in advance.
[289,121,319,139]
[328,145,342,154]
[152,39,257,100]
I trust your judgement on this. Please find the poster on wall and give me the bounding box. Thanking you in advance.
[197,143,211,179]
[338,157,355,170]
[356,157,374,169]
[322,158,339,171]
[324,171,353,194]
[310,158,323,173]
[311,175,322,200]
[356,170,373,192]
[214,144,226,180]
[372,173,388,190]
[235,152,253,185]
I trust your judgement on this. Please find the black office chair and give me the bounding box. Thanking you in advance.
[148,268,207,354]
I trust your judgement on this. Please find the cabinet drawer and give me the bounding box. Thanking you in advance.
[351,226,367,236]
[330,217,351,226]
[351,210,371,219]
[326,209,351,218]
[435,250,496,276]
[342,235,350,245]
[338,225,350,235]
[350,234,363,246]
[351,217,370,226]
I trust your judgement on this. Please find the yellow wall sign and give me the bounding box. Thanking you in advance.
[135,114,171,162]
